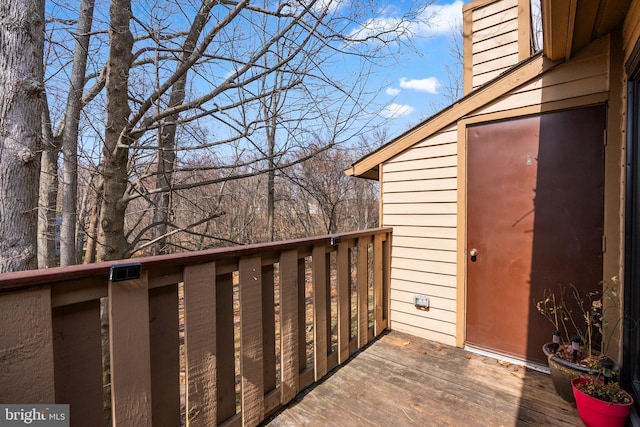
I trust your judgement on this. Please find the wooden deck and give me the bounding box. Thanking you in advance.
[266,331,582,427]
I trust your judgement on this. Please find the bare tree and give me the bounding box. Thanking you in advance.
[92,0,418,259]
[60,0,95,265]
[38,0,430,262]
[0,0,45,272]
[284,141,379,236]
[39,0,106,267]
[96,0,134,261]
[149,0,219,255]
[38,98,61,268]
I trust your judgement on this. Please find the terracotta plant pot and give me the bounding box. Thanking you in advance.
[571,378,633,427]
[543,343,597,403]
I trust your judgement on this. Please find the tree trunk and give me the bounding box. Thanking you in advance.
[38,99,61,268]
[84,179,102,263]
[60,0,95,266]
[96,0,133,261]
[151,0,216,255]
[0,0,45,273]
[267,128,276,242]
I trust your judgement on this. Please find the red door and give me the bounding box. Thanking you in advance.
[466,106,605,363]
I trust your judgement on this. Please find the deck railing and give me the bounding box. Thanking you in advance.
[0,228,391,426]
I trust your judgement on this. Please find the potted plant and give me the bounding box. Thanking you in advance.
[572,373,633,427]
[535,280,618,403]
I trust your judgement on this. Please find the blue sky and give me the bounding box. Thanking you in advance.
[348,0,470,140]
[43,0,473,156]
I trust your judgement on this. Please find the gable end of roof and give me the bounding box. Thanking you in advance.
[345,52,558,179]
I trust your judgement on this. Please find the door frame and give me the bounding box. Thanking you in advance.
[455,99,622,351]
[623,45,640,413]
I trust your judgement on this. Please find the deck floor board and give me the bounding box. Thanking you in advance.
[266,331,581,426]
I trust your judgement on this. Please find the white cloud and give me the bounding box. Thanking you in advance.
[399,77,441,94]
[283,0,349,16]
[414,1,463,37]
[386,87,401,96]
[381,103,415,119]
[313,0,349,14]
[348,1,463,42]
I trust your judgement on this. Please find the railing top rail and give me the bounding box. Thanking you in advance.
[0,227,392,293]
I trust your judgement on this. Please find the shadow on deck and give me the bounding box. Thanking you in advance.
[266,331,581,427]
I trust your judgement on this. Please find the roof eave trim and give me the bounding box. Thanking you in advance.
[346,52,557,179]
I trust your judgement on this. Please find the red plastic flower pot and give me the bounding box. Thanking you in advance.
[571,378,633,427]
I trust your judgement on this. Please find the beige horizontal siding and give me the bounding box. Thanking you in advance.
[393,246,456,263]
[473,30,519,55]
[390,298,456,324]
[384,166,457,183]
[472,4,518,33]
[473,52,519,75]
[389,225,457,240]
[480,74,607,114]
[383,190,457,204]
[391,269,456,288]
[471,0,517,21]
[476,35,609,116]
[382,13,612,349]
[392,236,457,251]
[383,124,459,344]
[473,54,515,89]
[392,278,457,299]
[413,128,458,148]
[472,19,518,44]
[392,258,456,276]
[390,143,457,163]
[473,42,519,66]
[390,313,457,345]
[384,214,456,227]
[383,203,456,216]
[470,0,519,92]
[383,178,457,193]
[383,155,457,173]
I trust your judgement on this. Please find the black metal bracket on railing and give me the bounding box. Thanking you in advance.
[329,236,341,247]
[109,263,142,282]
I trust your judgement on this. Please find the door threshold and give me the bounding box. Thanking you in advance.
[464,345,550,374]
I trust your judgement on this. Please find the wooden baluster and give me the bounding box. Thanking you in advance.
[216,272,237,423]
[108,271,152,426]
[239,256,264,426]
[53,299,103,426]
[336,240,350,363]
[357,237,370,348]
[279,249,299,405]
[149,284,180,427]
[262,264,276,395]
[325,250,332,360]
[383,233,391,331]
[297,257,306,374]
[312,244,328,380]
[374,234,385,336]
[184,262,217,427]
